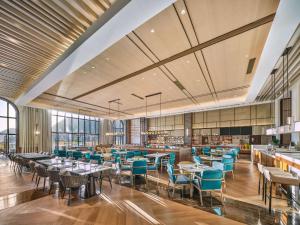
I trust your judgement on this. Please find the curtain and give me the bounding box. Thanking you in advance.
[19,106,52,153]
[100,119,113,145]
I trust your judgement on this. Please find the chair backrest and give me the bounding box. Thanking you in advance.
[48,169,60,182]
[216,146,223,150]
[111,149,117,153]
[222,156,234,171]
[202,147,211,156]
[131,160,147,175]
[154,156,161,166]
[212,161,224,171]
[193,156,202,164]
[200,169,223,190]
[60,174,88,188]
[191,147,197,156]
[58,150,67,157]
[29,161,36,172]
[35,165,48,177]
[133,151,142,157]
[166,163,176,183]
[90,154,103,164]
[73,151,83,160]
[126,151,134,159]
[142,151,148,156]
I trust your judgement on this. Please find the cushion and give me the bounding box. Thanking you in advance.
[175,175,190,184]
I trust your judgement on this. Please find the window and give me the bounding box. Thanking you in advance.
[0,98,18,153]
[113,120,124,145]
[51,110,100,150]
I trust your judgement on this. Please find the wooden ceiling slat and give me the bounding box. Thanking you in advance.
[0,8,70,48]
[0,36,58,61]
[0,28,64,58]
[91,0,107,12]
[0,5,72,47]
[21,0,81,39]
[74,0,99,20]
[39,0,87,32]
[0,17,67,53]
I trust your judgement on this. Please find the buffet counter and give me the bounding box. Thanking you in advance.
[111,146,192,163]
[252,145,300,169]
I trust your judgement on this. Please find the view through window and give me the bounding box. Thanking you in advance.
[51,110,100,150]
[0,98,18,153]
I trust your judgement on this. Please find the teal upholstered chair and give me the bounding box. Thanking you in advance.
[161,152,176,172]
[191,147,197,156]
[193,169,223,205]
[90,154,103,164]
[72,151,83,160]
[167,163,191,199]
[54,149,59,156]
[125,151,134,159]
[131,160,147,188]
[216,146,223,150]
[193,156,203,165]
[133,151,142,157]
[142,151,148,157]
[58,150,67,157]
[221,155,234,178]
[111,149,117,158]
[115,156,131,184]
[225,148,239,162]
[147,156,161,188]
[202,147,211,156]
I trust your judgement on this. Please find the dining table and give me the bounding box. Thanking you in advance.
[37,158,112,198]
[18,153,51,161]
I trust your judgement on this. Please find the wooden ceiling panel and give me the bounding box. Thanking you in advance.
[186,0,279,43]
[133,5,190,60]
[165,53,211,96]
[46,36,154,98]
[0,0,114,99]
[200,23,272,92]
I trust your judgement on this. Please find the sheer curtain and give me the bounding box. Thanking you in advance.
[19,106,52,153]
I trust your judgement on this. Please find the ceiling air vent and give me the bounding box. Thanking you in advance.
[246,58,256,74]
[173,80,185,90]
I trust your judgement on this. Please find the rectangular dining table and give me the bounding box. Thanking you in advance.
[18,153,51,161]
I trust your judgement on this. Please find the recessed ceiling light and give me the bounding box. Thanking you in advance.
[196,79,201,82]
[7,37,19,44]
[153,73,157,76]
[91,66,95,69]
[105,57,110,61]
[0,63,6,67]
[141,77,145,80]
[186,60,190,63]
[83,71,87,74]
[180,9,186,15]
[150,29,155,33]
[245,54,249,58]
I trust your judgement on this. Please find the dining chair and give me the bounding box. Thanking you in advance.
[193,156,203,165]
[60,173,89,205]
[35,165,49,191]
[161,153,176,172]
[133,151,142,157]
[131,160,147,189]
[221,156,234,178]
[28,161,37,182]
[166,163,191,199]
[48,168,61,195]
[99,161,113,191]
[193,169,223,206]
[125,151,134,159]
[191,147,197,156]
[147,156,161,189]
[202,147,211,156]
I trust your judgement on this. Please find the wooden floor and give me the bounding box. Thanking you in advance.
[0,156,291,225]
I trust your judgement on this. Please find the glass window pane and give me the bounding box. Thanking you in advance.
[72,134,78,147]
[9,135,16,152]
[66,117,72,133]
[0,135,6,151]
[0,100,7,117]
[58,134,66,148]
[57,116,65,132]
[58,111,65,116]
[52,133,57,150]
[79,114,84,119]
[79,119,84,133]
[8,104,16,118]
[66,112,71,117]
[95,121,99,134]
[9,119,16,134]
[72,113,78,118]
[0,118,7,134]
[85,119,90,133]
[90,120,96,134]
[72,118,78,133]
[79,134,84,146]
[52,115,57,132]
[52,110,57,115]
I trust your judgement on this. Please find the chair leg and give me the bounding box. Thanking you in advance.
[269,182,272,214]
[262,176,265,201]
[99,177,103,193]
[199,189,203,206]
[36,177,40,190]
[61,188,65,199]
[231,171,234,179]
[68,188,71,206]
[108,176,112,189]
[220,190,223,205]
[172,186,175,199]
[48,182,53,195]
[167,181,170,197]
[32,171,36,181]
[258,173,261,194]
[43,177,46,192]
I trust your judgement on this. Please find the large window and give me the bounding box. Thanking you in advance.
[0,98,18,153]
[51,111,100,150]
[113,120,124,145]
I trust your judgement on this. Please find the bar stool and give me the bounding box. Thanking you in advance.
[262,166,283,203]
[267,171,300,214]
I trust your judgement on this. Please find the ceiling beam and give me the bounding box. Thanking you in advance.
[73,13,275,100]
[246,0,300,102]
[15,0,176,105]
